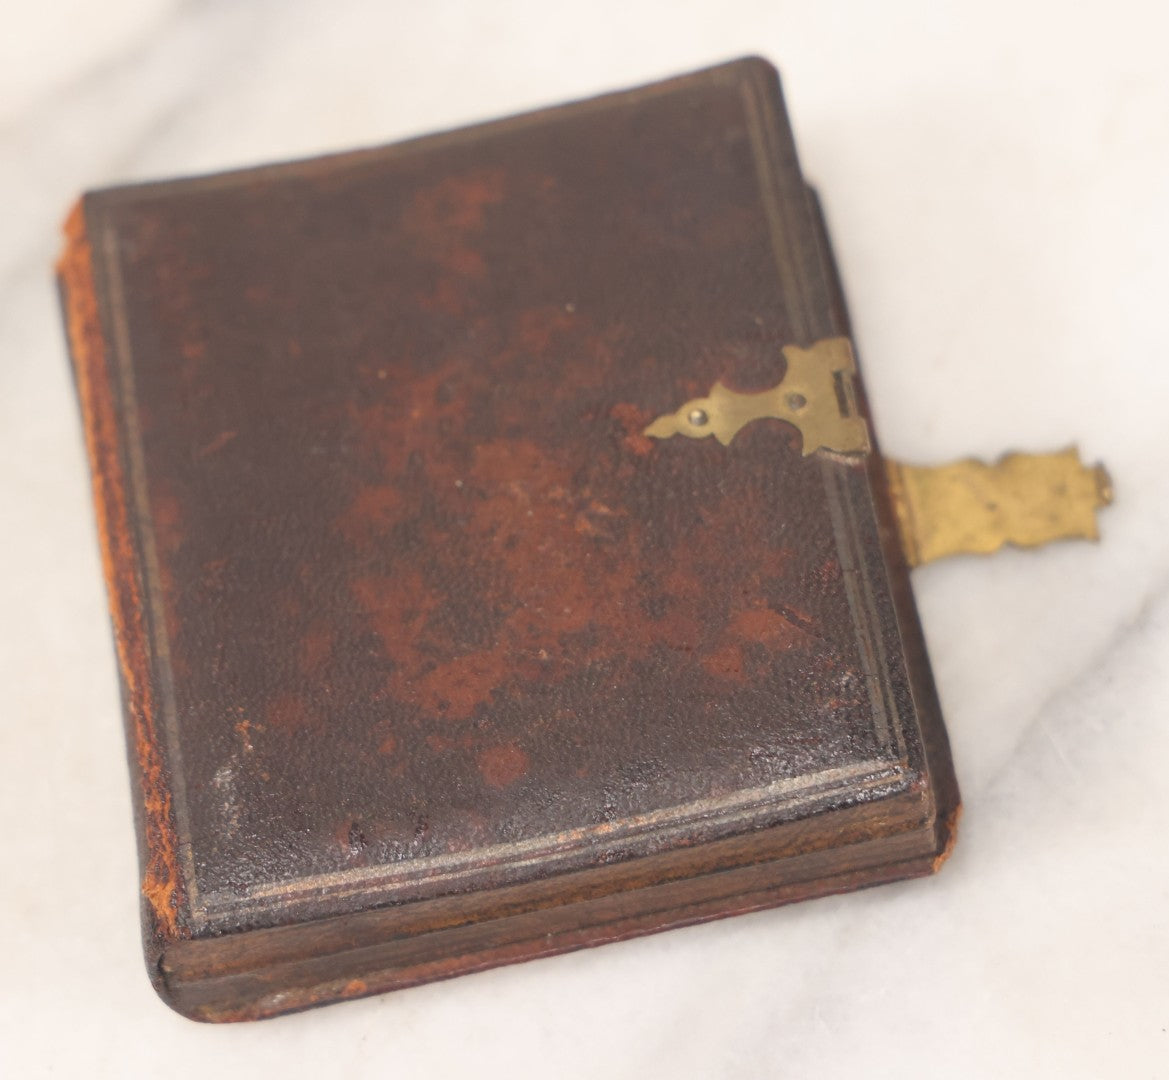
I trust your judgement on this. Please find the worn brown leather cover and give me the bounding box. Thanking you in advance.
[58,57,959,1022]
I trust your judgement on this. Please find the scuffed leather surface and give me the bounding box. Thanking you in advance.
[78,61,932,933]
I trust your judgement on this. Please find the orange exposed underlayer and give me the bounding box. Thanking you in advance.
[931,804,962,873]
[57,203,186,938]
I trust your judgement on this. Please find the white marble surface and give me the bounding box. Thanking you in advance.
[2,1,1167,1076]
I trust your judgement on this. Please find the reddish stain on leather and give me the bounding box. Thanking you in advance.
[265,693,318,733]
[299,625,334,675]
[729,608,806,650]
[610,401,655,456]
[478,744,530,788]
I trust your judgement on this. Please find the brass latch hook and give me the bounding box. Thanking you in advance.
[643,336,869,456]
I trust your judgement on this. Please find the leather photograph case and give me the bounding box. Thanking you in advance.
[58,57,959,1021]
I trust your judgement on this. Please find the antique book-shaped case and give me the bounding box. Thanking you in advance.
[58,58,960,1021]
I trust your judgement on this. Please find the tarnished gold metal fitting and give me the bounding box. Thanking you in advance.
[885,448,1113,567]
[645,336,1112,567]
[644,336,869,456]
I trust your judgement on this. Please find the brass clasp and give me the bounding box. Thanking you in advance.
[644,336,870,456]
[885,448,1113,567]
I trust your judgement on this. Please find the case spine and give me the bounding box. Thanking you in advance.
[57,203,188,957]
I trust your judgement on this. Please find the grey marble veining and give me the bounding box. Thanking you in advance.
[1,1,1166,1076]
